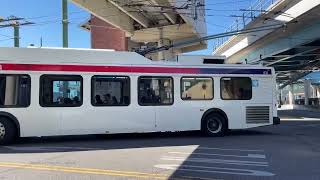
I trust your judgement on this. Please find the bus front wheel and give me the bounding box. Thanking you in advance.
[0,117,16,145]
[202,113,227,137]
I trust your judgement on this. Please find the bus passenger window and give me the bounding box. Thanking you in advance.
[181,77,213,100]
[221,77,252,100]
[40,75,83,107]
[91,76,130,106]
[0,74,31,107]
[138,77,173,106]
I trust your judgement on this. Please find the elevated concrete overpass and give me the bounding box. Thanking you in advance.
[213,0,320,108]
[71,0,207,60]
[213,0,320,85]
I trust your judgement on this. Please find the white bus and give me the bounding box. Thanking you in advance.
[0,47,280,144]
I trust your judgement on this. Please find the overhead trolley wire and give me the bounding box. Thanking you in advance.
[137,21,299,55]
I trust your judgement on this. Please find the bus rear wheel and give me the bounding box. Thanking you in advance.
[202,113,227,137]
[0,117,16,145]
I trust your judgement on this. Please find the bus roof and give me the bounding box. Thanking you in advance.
[0,47,271,70]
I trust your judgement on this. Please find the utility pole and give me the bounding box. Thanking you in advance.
[40,37,43,47]
[62,0,68,48]
[0,16,34,47]
[13,22,19,47]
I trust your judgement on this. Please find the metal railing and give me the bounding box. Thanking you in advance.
[213,0,279,52]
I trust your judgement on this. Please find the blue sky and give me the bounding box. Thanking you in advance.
[0,1,90,48]
[0,0,256,54]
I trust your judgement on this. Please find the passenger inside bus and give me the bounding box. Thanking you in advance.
[95,95,103,104]
[63,98,72,104]
[122,96,130,105]
[237,88,245,99]
[112,96,118,105]
[73,96,80,104]
[103,94,112,104]
[140,89,158,104]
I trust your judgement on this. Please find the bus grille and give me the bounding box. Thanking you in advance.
[246,106,270,124]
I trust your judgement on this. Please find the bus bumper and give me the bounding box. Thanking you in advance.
[273,117,280,125]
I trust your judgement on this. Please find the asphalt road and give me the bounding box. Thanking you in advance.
[0,110,320,180]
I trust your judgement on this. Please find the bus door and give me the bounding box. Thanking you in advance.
[150,77,195,131]
[39,75,89,135]
[87,75,156,133]
[157,77,215,131]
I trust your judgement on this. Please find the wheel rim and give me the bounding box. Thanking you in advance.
[0,122,5,139]
[207,117,222,134]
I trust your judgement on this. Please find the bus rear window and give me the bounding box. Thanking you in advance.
[40,75,83,107]
[0,74,31,108]
[221,77,252,100]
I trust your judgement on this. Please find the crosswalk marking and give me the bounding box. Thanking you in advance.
[188,147,265,152]
[154,164,275,176]
[161,156,269,167]
[168,152,266,159]
[155,146,274,177]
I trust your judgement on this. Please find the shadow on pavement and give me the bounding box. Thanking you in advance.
[1,119,319,179]
[168,119,320,179]
[2,109,318,155]
[0,129,277,154]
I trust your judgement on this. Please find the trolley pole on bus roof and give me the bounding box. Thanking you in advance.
[62,0,69,48]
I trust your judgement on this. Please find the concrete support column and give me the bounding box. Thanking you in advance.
[279,88,283,105]
[157,39,174,61]
[304,80,311,105]
[276,84,280,104]
[288,84,294,105]
[90,15,128,51]
[157,27,174,61]
[316,86,320,98]
[312,85,317,98]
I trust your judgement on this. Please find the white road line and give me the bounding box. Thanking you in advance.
[168,152,266,159]
[154,164,274,176]
[186,147,265,152]
[248,154,266,158]
[161,156,268,167]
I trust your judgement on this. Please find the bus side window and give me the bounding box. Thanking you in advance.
[0,74,31,108]
[181,77,213,100]
[40,75,83,107]
[138,76,173,106]
[220,77,252,100]
[91,76,130,106]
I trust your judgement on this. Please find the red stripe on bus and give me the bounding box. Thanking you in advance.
[0,63,199,74]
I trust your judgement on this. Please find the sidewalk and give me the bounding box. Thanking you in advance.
[278,109,320,119]
[279,104,320,112]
